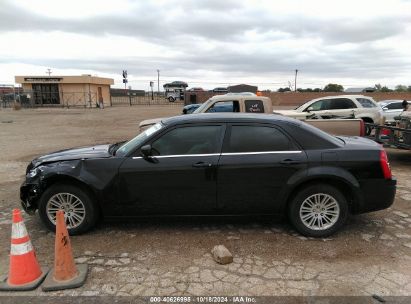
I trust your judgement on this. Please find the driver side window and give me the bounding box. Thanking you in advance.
[305,99,330,111]
[206,101,240,113]
[151,125,223,156]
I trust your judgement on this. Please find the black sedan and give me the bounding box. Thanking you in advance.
[21,113,396,237]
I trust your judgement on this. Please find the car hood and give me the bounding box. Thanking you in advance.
[32,144,111,168]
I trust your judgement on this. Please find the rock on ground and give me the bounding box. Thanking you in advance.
[211,245,233,265]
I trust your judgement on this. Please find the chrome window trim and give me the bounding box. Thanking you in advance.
[221,151,302,156]
[132,151,302,159]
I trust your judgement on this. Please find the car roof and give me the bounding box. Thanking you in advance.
[378,100,404,103]
[310,94,371,101]
[208,93,268,101]
[162,113,300,126]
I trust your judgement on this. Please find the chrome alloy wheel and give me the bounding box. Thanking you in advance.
[46,193,86,229]
[299,193,340,230]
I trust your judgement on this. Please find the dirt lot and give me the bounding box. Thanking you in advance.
[0,106,410,297]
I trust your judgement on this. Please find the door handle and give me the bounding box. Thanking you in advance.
[280,159,301,165]
[192,162,213,168]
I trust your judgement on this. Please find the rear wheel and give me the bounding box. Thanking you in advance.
[38,183,98,235]
[168,96,175,102]
[288,184,348,237]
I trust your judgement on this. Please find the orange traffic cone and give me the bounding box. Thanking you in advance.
[0,209,48,291]
[42,210,88,291]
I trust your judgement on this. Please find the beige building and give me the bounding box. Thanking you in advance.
[15,75,114,107]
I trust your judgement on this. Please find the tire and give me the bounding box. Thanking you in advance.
[288,184,348,237]
[38,183,98,235]
[168,96,175,102]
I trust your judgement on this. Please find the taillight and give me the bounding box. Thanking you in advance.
[381,128,391,136]
[380,150,392,179]
[359,119,365,136]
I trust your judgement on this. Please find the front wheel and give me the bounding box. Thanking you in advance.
[168,96,175,102]
[38,183,98,235]
[288,184,348,237]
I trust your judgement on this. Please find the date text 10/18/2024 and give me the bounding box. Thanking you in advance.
[149,296,257,303]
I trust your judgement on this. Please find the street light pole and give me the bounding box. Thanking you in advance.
[294,69,298,92]
[157,69,160,96]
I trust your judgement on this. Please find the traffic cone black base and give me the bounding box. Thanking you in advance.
[42,264,87,292]
[0,267,48,291]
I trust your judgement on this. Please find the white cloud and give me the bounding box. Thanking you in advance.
[0,0,411,90]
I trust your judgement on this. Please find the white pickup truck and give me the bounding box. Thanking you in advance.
[139,93,365,136]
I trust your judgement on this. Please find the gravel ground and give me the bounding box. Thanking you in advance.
[0,106,410,297]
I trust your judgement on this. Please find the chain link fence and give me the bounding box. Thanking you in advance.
[111,94,184,107]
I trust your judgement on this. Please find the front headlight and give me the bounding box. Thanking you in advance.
[27,168,39,178]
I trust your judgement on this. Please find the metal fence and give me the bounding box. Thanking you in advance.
[111,95,184,107]
[1,91,184,108]
[0,91,101,108]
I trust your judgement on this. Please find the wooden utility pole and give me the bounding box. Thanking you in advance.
[294,69,298,92]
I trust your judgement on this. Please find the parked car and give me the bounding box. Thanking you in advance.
[182,103,202,114]
[143,94,365,137]
[187,87,204,92]
[274,95,383,134]
[378,100,409,123]
[21,113,396,237]
[212,87,228,93]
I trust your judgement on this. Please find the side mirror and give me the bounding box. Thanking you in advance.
[382,107,388,111]
[307,106,314,112]
[140,144,152,158]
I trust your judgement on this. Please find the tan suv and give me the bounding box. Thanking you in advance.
[193,93,272,114]
[139,93,272,130]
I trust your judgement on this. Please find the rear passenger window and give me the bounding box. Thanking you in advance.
[356,98,376,108]
[386,102,403,110]
[244,100,264,113]
[225,125,294,153]
[329,98,357,109]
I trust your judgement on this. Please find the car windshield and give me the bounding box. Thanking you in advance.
[116,123,163,156]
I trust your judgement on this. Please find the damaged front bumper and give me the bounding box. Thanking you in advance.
[20,182,41,215]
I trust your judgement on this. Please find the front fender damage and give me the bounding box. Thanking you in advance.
[20,160,89,214]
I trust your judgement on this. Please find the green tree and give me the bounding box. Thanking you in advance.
[380,86,392,92]
[277,87,291,92]
[323,83,344,92]
[395,85,408,92]
[375,83,392,92]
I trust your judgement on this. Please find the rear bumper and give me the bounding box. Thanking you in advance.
[356,178,397,214]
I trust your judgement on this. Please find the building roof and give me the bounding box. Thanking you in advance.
[15,75,114,85]
[345,87,375,93]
